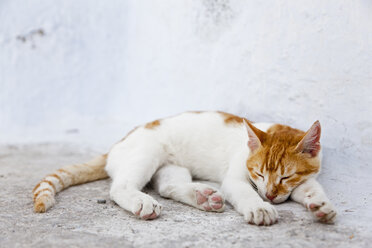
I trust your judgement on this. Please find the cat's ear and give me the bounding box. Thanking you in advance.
[243,120,266,152]
[295,120,321,157]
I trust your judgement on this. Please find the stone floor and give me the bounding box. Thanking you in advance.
[0,144,371,247]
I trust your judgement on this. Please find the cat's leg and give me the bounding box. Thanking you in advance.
[110,181,162,220]
[221,153,278,226]
[153,164,225,212]
[291,178,337,223]
[221,177,278,225]
[107,140,165,220]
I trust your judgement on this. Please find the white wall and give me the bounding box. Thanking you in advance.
[1,0,372,162]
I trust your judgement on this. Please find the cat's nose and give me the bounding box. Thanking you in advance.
[266,193,277,201]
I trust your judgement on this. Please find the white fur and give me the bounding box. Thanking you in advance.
[291,178,337,223]
[105,112,334,224]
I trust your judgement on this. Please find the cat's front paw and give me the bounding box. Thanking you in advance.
[307,199,337,224]
[243,201,278,226]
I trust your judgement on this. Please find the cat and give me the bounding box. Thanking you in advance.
[32,111,337,225]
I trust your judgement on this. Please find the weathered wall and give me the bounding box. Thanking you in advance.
[1,0,371,162]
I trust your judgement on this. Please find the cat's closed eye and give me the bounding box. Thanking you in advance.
[279,174,294,184]
[255,172,264,179]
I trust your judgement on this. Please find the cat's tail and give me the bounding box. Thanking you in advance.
[32,154,109,213]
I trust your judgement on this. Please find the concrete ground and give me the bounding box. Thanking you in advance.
[0,143,371,248]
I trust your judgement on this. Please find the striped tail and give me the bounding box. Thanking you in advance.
[32,154,109,213]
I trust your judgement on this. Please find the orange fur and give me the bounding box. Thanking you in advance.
[145,120,161,129]
[246,123,320,197]
[32,182,41,193]
[33,188,52,202]
[42,180,56,192]
[49,173,65,188]
[34,200,46,213]
[57,168,74,183]
[57,168,73,176]
[33,154,108,213]
[218,111,250,124]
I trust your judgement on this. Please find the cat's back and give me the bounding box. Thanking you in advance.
[108,111,273,181]
[114,111,273,156]
[157,111,246,143]
[118,111,268,156]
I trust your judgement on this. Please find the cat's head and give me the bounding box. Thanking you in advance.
[244,120,321,204]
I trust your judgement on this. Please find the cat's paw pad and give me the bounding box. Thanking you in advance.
[195,188,225,212]
[307,200,336,224]
[243,202,278,226]
[133,197,162,220]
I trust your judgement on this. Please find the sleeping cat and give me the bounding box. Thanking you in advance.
[32,111,336,225]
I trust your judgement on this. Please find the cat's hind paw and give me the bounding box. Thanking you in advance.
[195,187,225,212]
[243,202,278,226]
[307,200,337,224]
[132,196,162,220]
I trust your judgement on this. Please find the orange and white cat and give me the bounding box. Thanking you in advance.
[32,111,336,225]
